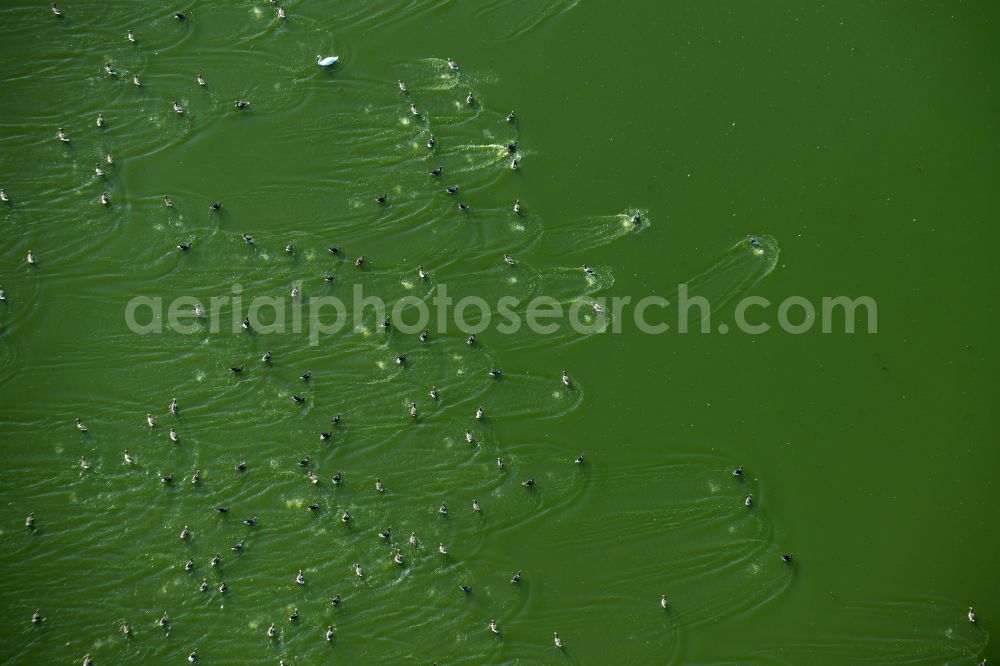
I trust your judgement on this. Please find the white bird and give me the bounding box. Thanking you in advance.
[316,55,339,67]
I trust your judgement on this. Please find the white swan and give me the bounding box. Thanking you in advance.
[316,55,339,67]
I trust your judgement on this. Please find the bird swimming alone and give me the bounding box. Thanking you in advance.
[398,80,407,92]
[427,135,436,148]
[554,633,564,649]
[96,113,105,128]
[196,74,206,87]
[316,55,339,67]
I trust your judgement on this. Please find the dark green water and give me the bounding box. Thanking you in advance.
[1,1,997,664]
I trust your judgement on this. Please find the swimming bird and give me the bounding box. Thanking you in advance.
[418,265,428,280]
[236,461,247,471]
[489,369,503,378]
[466,92,475,106]
[328,245,341,255]
[190,470,200,484]
[231,539,245,551]
[308,471,319,484]
[395,354,406,365]
[379,527,391,539]
[132,74,142,87]
[506,142,518,152]
[56,128,69,143]
[196,73,206,86]
[147,413,156,428]
[330,594,341,606]
[446,186,459,195]
[522,478,535,488]
[394,550,404,565]
[562,370,572,387]
[169,429,179,443]
[660,594,668,609]
[51,3,62,17]
[31,610,42,624]
[27,250,37,265]
[244,517,257,526]
[376,477,385,493]
[398,80,407,92]
[497,457,505,469]
[316,55,339,67]
[123,450,135,465]
[288,608,298,622]
[513,199,521,214]
[0,288,4,302]
[429,386,439,399]
[503,254,515,266]
[298,456,310,467]
[267,623,277,638]
[325,274,335,283]
[330,413,342,425]
[100,192,110,206]
[76,418,87,432]
[234,100,250,109]
[308,503,320,511]
[83,655,92,666]
[745,495,753,507]
[631,213,642,225]
[320,431,331,441]
[25,513,34,528]
[465,430,474,444]
[427,135,436,148]
[161,473,174,483]
[277,5,286,19]
[172,101,184,114]
[356,255,365,267]
[458,203,471,212]
[467,334,476,345]
[511,158,520,170]
[438,543,448,555]
[554,633,564,649]
[410,104,420,116]
[439,502,448,515]
[122,620,131,635]
[295,570,305,585]
[174,12,186,20]
[506,110,516,123]
[242,233,255,245]
[326,626,334,641]
[180,525,190,539]
[104,62,117,77]
[354,563,363,577]
[127,29,136,43]
[158,612,169,627]
[332,472,342,484]
[575,454,585,465]
[211,554,221,566]
[733,465,744,477]
[106,153,114,165]
[511,570,522,584]
[215,506,229,514]
[430,166,442,176]
[475,406,484,420]
[0,189,8,203]
[96,113,106,128]
[781,553,793,563]
[461,585,472,594]
[261,351,271,362]
[241,317,251,331]
[341,510,350,523]
[488,619,499,634]
[163,195,174,207]
[472,499,481,512]
[969,606,977,623]
[230,365,245,373]
[409,533,418,545]
[419,330,429,342]
[447,58,459,71]
[209,201,223,211]
[184,558,194,571]
[583,264,595,276]
[80,457,91,470]
[169,398,178,414]
[188,649,198,662]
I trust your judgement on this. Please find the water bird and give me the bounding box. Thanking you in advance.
[511,158,520,170]
[488,619,499,634]
[375,193,388,205]
[147,413,157,427]
[162,195,174,207]
[446,186,459,195]
[410,104,419,116]
[127,29,136,43]
[80,457,91,470]
[439,502,448,515]
[465,430,474,444]
[969,606,977,623]
[503,254,515,266]
[122,620,131,635]
[215,506,229,513]
[132,74,142,87]
[430,166,442,176]
[513,199,521,214]
[472,499,481,512]
[32,610,42,624]
[104,63,117,77]
[583,264,595,276]
[56,128,69,143]
[300,370,312,382]
[466,92,475,105]
[96,113,106,128]
[262,351,272,362]
[438,543,448,555]
[660,594,668,609]
[234,100,250,109]
[316,55,339,67]
[379,527,391,539]
[418,265,428,280]
[174,12,186,20]
[458,203,471,212]
[429,386,439,399]
[461,585,472,594]
[466,334,477,346]
[326,626,334,641]
[631,213,642,225]
[51,3,62,17]
[188,649,198,662]
[330,413,342,425]
[27,250,37,265]
[242,233,255,244]
[409,402,418,419]
[298,457,310,467]
[244,517,257,526]
[25,513,34,528]
[341,510,350,523]
[330,594,341,606]
[354,563,363,577]
[511,570,522,584]
[575,454,585,464]
[292,395,305,403]
[169,398,178,414]
[161,473,174,483]
[554,633,564,649]
[308,503,320,511]
[180,525,190,539]
[325,274,335,283]
[0,288,4,302]
[394,550,404,565]
[0,189,8,203]
[158,612,170,627]
[745,494,753,507]
[409,533,418,545]
[236,461,247,471]
[277,5,286,19]
[427,135,436,148]
[522,478,535,487]
[106,153,114,165]
[320,431,331,441]
[267,623,277,638]
[184,559,194,571]
[123,450,135,465]
[169,429,179,442]
[83,655,92,666]
[419,330,429,342]
[296,570,305,585]
[506,110,516,123]
[506,142,518,152]
[172,101,184,114]
[781,553,794,563]
[230,365,245,373]
[475,406,484,420]
[190,470,200,484]
[100,192,110,206]
[489,369,503,378]
[196,74,206,87]
[355,255,365,267]
[242,317,251,330]
[289,608,299,622]
[332,472,342,484]
[398,80,407,92]
[94,163,106,177]
[76,418,87,432]
[395,354,406,365]
[211,554,221,566]
[447,58,459,71]
[747,235,760,247]
[232,539,245,551]
[328,245,341,255]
